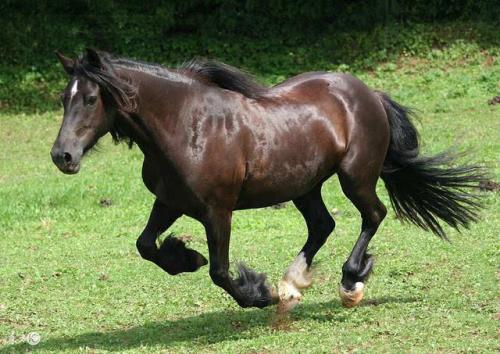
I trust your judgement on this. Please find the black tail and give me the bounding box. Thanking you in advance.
[377,91,486,238]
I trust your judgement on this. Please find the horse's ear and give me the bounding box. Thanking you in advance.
[85,48,103,69]
[55,51,74,75]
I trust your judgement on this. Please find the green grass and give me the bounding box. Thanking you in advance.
[0,46,499,353]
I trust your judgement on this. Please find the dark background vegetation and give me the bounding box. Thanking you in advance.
[0,0,498,112]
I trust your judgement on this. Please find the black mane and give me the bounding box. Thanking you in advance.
[72,50,268,146]
[181,59,268,99]
[73,52,137,113]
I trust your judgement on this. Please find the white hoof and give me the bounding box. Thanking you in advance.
[277,280,302,313]
[278,280,303,302]
[339,282,365,308]
[276,253,313,313]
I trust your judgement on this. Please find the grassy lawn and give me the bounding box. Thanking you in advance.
[0,46,498,353]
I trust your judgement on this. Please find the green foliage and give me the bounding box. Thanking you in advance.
[0,1,498,112]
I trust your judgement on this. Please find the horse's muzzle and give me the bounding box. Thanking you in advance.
[50,146,81,174]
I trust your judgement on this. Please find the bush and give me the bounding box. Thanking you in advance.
[0,1,498,112]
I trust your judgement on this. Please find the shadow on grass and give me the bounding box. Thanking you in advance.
[1,296,418,352]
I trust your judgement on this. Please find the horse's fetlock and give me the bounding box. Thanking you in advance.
[209,268,227,286]
[342,261,360,278]
[136,239,157,260]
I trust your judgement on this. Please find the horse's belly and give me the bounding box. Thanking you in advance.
[235,116,345,209]
[235,152,337,209]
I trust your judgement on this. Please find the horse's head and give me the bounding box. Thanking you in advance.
[51,49,111,174]
[51,49,137,174]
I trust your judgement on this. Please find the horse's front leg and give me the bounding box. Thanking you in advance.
[136,199,208,274]
[204,208,278,308]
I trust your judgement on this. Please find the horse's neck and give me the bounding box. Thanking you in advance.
[115,68,192,155]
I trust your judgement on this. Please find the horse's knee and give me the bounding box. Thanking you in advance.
[309,214,335,248]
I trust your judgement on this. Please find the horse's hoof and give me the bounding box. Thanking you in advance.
[339,282,365,308]
[277,280,302,313]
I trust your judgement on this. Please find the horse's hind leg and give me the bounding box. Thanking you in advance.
[337,170,387,307]
[278,185,335,310]
[136,199,208,275]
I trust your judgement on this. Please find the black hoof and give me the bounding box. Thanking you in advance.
[157,235,208,275]
[234,263,276,308]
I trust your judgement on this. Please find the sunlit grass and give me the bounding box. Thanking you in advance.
[0,49,498,353]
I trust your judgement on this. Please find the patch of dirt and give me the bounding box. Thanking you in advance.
[178,234,193,243]
[331,207,342,216]
[99,198,113,207]
[231,320,243,330]
[479,179,500,192]
[270,311,294,331]
[487,96,500,105]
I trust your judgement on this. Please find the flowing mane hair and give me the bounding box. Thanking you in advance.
[180,58,268,99]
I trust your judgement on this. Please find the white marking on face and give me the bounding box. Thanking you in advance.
[70,80,78,100]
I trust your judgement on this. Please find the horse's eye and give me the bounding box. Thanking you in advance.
[86,96,97,105]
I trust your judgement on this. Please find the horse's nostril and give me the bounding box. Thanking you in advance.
[63,152,72,164]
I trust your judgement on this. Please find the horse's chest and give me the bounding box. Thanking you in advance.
[142,158,202,213]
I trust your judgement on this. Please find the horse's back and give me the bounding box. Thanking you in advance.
[270,71,382,108]
[269,71,389,151]
[281,72,391,181]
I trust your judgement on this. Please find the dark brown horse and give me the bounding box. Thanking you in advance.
[51,49,484,310]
